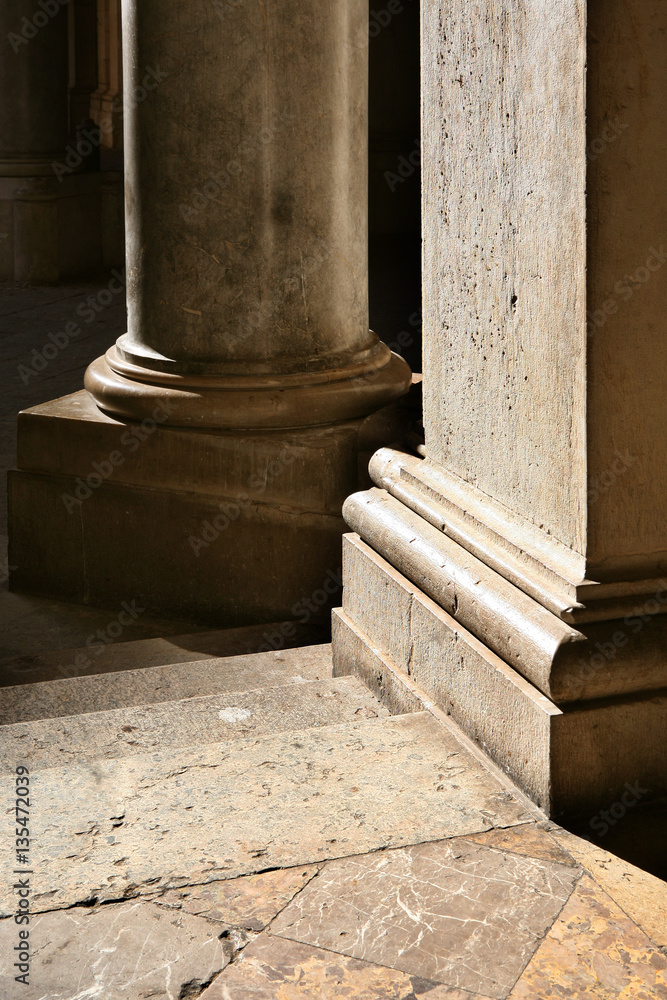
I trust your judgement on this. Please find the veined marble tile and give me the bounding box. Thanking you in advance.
[201,933,492,999]
[150,864,319,930]
[509,874,667,999]
[0,899,228,1000]
[462,823,579,867]
[270,838,579,998]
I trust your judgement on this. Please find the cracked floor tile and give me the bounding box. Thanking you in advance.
[508,873,667,999]
[150,864,319,930]
[200,933,493,999]
[0,898,229,1000]
[269,837,580,998]
[461,823,579,868]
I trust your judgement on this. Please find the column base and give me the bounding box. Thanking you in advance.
[8,389,414,625]
[0,169,124,283]
[84,343,411,430]
[333,531,667,818]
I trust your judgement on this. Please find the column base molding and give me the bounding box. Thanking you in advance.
[369,447,667,624]
[333,533,667,817]
[0,170,124,283]
[85,344,411,430]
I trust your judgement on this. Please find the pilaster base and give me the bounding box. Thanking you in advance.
[0,170,124,283]
[8,391,413,625]
[333,532,667,818]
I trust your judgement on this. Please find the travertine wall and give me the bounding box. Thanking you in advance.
[422,1,587,554]
[421,0,667,583]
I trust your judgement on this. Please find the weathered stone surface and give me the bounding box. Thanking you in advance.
[151,865,319,931]
[0,676,387,771]
[0,645,333,724]
[0,713,531,915]
[334,538,667,817]
[0,587,194,665]
[0,899,229,1000]
[201,934,490,999]
[0,621,327,687]
[271,838,578,998]
[463,823,579,868]
[551,828,667,949]
[508,875,667,999]
[332,606,559,812]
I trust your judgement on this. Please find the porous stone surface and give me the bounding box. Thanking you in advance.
[508,875,667,999]
[0,645,334,724]
[0,677,388,771]
[551,828,667,949]
[0,712,531,915]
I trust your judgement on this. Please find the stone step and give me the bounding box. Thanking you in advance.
[0,618,326,687]
[0,676,388,772]
[0,644,333,724]
[0,711,531,915]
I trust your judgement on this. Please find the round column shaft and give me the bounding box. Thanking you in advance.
[86,0,410,428]
[0,0,69,175]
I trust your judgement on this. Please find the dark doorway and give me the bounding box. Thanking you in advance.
[368,0,422,374]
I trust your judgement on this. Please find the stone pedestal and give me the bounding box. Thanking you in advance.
[9,0,411,623]
[0,0,123,280]
[333,0,667,817]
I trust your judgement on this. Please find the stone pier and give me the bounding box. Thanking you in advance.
[8,0,410,624]
[0,0,123,281]
[333,0,667,817]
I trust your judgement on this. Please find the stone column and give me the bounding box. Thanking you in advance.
[9,0,411,625]
[68,0,99,140]
[85,0,407,429]
[90,0,123,151]
[0,0,123,280]
[333,0,667,818]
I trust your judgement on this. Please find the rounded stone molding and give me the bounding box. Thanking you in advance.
[84,342,411,429]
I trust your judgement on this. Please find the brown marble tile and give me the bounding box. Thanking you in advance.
[270,838,579,999]
[462,823,578,867]
[0,899,229,1000]
[201,934,492,999]
[509,874,667,999]
[150,865,319,930]
[551,828,667,949]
